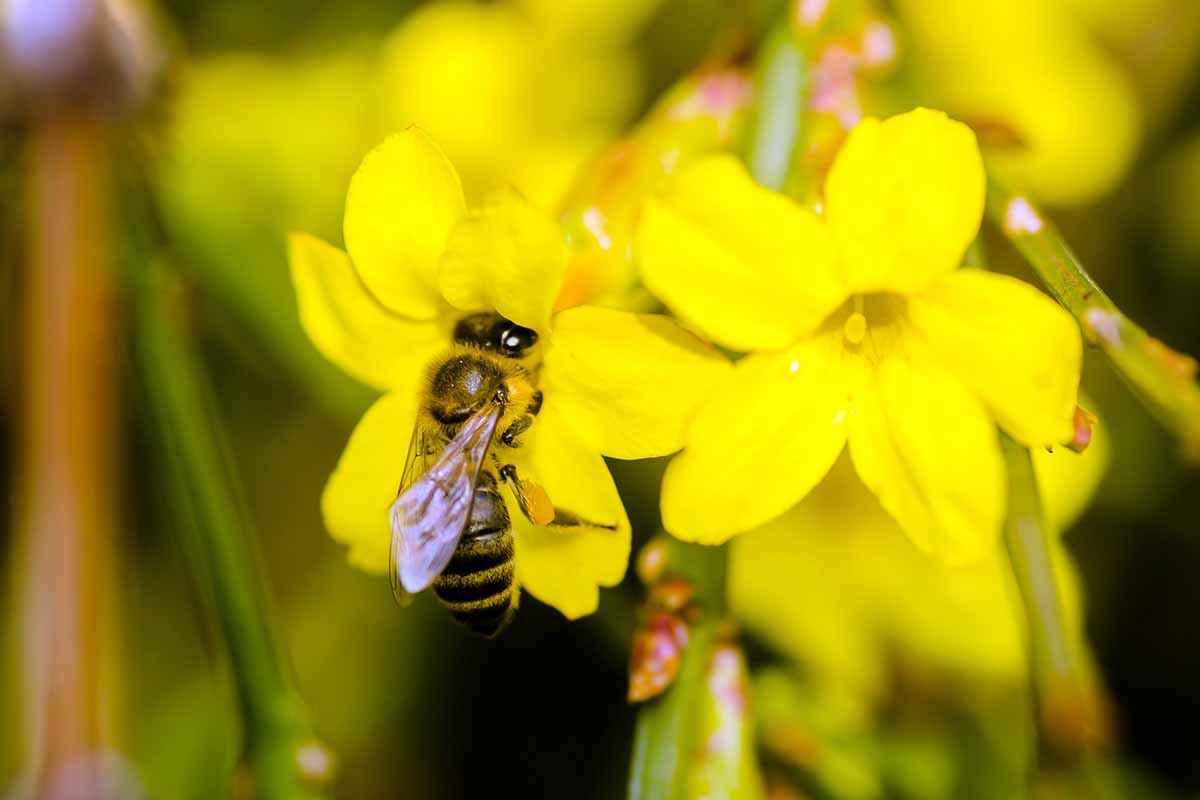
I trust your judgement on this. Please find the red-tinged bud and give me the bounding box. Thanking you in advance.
[859,18,899,74]
[635,537,671,586]
[1083,307,1121,346]
[648,576,695,613]
[762,725,821,767]
[628,611,689,703]
[766,782,808,800]
[295,739,336,788]
[1041,680,1112,754]
[791,0,830,31]
[810,41,863,129]
[689,641,762,796]
[1067,405,1097,453]
[963,116,1028,149]
[664,70,754,133]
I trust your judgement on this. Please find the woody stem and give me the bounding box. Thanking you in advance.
[19,105,118,795]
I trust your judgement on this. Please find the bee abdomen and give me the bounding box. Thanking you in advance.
[433,561,519,638]
[432,473,520,637]
[437,586,519,638]
[432,559,514,603]
[434,531,518,638]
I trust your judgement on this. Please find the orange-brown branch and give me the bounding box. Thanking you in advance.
[20,108,117,795]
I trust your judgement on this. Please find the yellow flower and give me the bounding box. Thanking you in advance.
[514,0,667,44]
[638,108,1083,562]
[288,129,728,618]
[895,0,1141,206]
[377,1,640,210]
[730,426,1108,697]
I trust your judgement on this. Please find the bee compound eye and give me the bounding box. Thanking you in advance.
[499,325,538,355]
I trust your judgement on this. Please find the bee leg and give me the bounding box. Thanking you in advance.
[543,508,618,531]
[500,414,534,447]
[499,391,543,447]
[499,464,618,530]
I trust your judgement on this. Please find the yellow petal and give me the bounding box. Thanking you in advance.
[288,232,448,392]
[321,390,421,574]
[730,456,1027,695]
[638,155,845,352]
[540,306,730,460]
[510,403,631,619]
[825,108,985,294]
[438,188,567,333]
[847,355,1005,563]
[343,128,466,318]
[908,270,1082,448]
[730,494,884,696]
[660,335,849,544]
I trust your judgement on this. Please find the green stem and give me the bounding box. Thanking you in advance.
[1000,434,1107,787]
[1000,436,1073,691]
[740,26,810,191]
[132,260,331,798]
[628,542,738,800]
[986,181,1200,458]
[963,235,989,269]
[629,621,721,800]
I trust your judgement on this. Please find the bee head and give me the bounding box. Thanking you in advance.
[453,312,538,359]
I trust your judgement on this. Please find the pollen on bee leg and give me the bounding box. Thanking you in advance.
[843,311,867,345]
[524,482,555,526]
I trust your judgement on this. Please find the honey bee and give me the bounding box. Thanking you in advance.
[390,312,615,637]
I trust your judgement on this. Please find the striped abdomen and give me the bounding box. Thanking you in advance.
[432,471,519,637]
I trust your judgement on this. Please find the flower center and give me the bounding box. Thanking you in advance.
[842,311,867,346]
[827,293,908,364]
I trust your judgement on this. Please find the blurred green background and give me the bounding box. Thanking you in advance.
[3,0,1200,797]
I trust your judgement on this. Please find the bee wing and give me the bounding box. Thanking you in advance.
[389,405,502,601]
[397,417,435,497]
[389,423,433,607]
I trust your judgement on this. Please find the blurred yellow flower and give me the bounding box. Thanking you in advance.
[288,129,728,618]
[514,0,666,43]
[731,425,1109,698]
[639,108,1082,562]
[377,1,641,210]
[1057,0,1174,44]
[895,0,1141,206]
